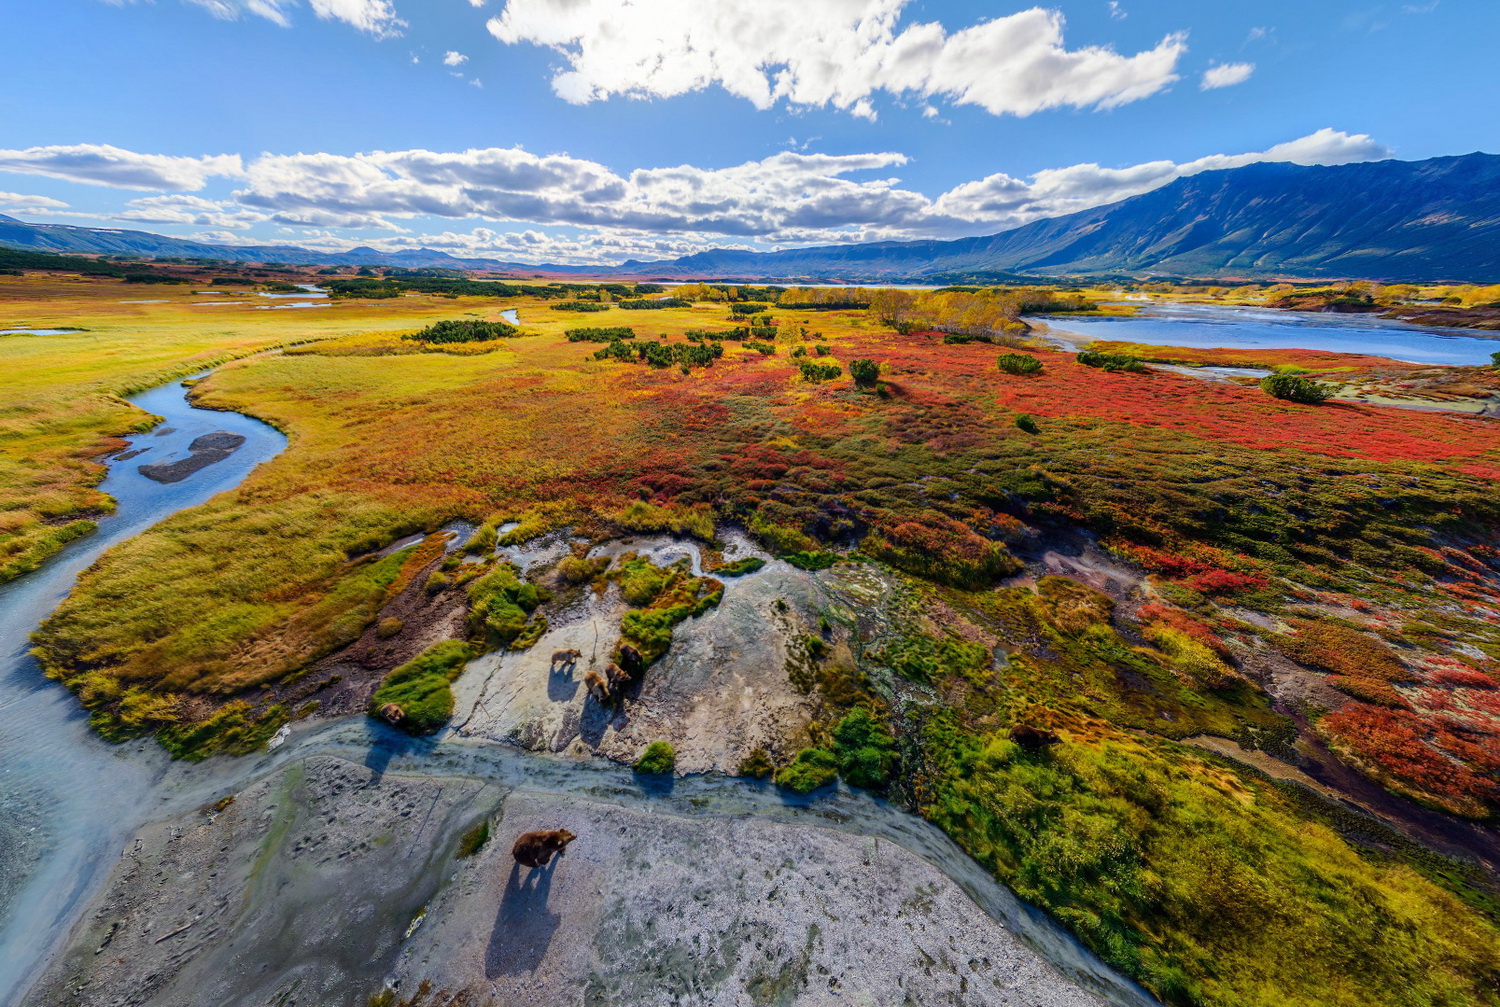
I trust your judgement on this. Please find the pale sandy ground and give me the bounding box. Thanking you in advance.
[25,754,1139,1007]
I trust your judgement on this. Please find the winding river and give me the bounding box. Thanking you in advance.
[0,369,1157,1006]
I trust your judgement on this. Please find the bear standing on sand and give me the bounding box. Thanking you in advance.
[511,829,576,868]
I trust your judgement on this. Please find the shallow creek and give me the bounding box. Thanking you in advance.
[0,370,1157,1006]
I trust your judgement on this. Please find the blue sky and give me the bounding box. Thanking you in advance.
[1,0,1495,265]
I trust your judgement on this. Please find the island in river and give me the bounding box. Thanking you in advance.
[2,266,1499,1007]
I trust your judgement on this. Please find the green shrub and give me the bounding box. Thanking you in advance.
[619,297,691,309]
[402,319,518,344]
[738,747,775,778]
[850,358,881,387]
[551,301,611,312]
[1015,413,1040,434]
[798,361,843,382]
[1260,373,1335,404]
[466,565,548,648]
[775,747,839,794]
[376,616,403,639]
[782,550,837,571]
[713,556,766,577]
[833,706,898,790]
[1077,350,1147,373]
[566,326,634,342]
[745,340,777,355]
[997,353,1044,375]
[634,740,676,775]
[369,640,474,735]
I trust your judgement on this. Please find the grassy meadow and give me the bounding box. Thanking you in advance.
[0,272,506,581]
[13,275,1500,1005]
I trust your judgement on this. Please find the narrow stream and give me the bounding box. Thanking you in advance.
[0,369,1157,1007]
[0,374,286,1003]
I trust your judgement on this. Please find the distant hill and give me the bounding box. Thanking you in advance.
[0,214,565,273]
[616,153,1500,283]
[3,152,1497,282]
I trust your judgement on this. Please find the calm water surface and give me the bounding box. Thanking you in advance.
[1045,301,1500,366]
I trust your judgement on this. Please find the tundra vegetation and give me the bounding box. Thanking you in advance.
[7,263,1500,1006]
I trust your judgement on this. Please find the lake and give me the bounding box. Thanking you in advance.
[1043,301,1500,366]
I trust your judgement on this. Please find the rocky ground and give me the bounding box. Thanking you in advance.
[450,535,871,775]
[25,754,1135,1007]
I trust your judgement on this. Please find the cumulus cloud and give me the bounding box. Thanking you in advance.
[0,191,70,210]
[233,147,927,239]
[934,128,1389,229]
[116,195,268,229]
[444,50,468,65]
[8,129,1392,264]
[0,144,243,191]
[104,0,404,36]
[225,129,1389,247]
[1200,61,1254,90]
[487,1,1186,118]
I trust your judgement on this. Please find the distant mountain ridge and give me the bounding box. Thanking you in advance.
[0,214,562,273]
[2,152,1497,282]
[614,153,1500,282]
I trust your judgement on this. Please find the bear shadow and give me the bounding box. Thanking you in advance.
[546,661,579,703]
[486,859,563,978]
[362,722,434,781]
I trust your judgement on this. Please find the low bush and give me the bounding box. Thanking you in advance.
[1077,350,1147,373]
[619,297,691,309]
[798,361,843,382]
[737,747,775,778]
[403,319,518,344]
[1015,413,1040,434]
[713,556,766,577]
[850,358,881,387]
[633,740,676,775]
[369,639,474,735]
[551,301,611,312]
[775,747,839,794]
[997,353,1044,375]
[566,326,634,342]
[1260,373,1335,404]
[833,706,898,790]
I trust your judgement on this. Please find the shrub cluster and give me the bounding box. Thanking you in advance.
[798,361,843,382]
[551,300,612,312]
[633,740,676,775]
[618,297,692,309]
[1077,350,1147,373]
[1261,373,1335,404]
[997,352,1044,375]
[565,326,635,342]
[403,319,519,344]
[368,640,474,735]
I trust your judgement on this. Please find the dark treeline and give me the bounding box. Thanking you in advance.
[402,319,520,344]
[565,326,635,342]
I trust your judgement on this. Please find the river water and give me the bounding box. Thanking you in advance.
[0,375,286,1003]
[1044,301,1500,366]
[0,372,1159,1005]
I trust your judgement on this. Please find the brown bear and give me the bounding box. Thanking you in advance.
[616,643,644,677]
[584,667,611,703]
[1009,724,1062,751]
[551,647,582,670]
[512,828,576,868]
[378,703,405,724]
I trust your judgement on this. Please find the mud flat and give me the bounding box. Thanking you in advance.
[24,750,1152,1007]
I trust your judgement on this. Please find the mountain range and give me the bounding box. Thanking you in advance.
[3,152,1497,282]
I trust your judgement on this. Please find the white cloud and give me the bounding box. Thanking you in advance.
[1108,2,1125,19]
[444,50,468,65]
[933,128,1389,229]
[0,144,243,191]
[0,192,70,210]
[487,1,1186,118]
[10,129,1392,264]
[104,0,403,36]
[228,129,1389,246]
[116,194,269,229]
[1200,61,1254,90]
